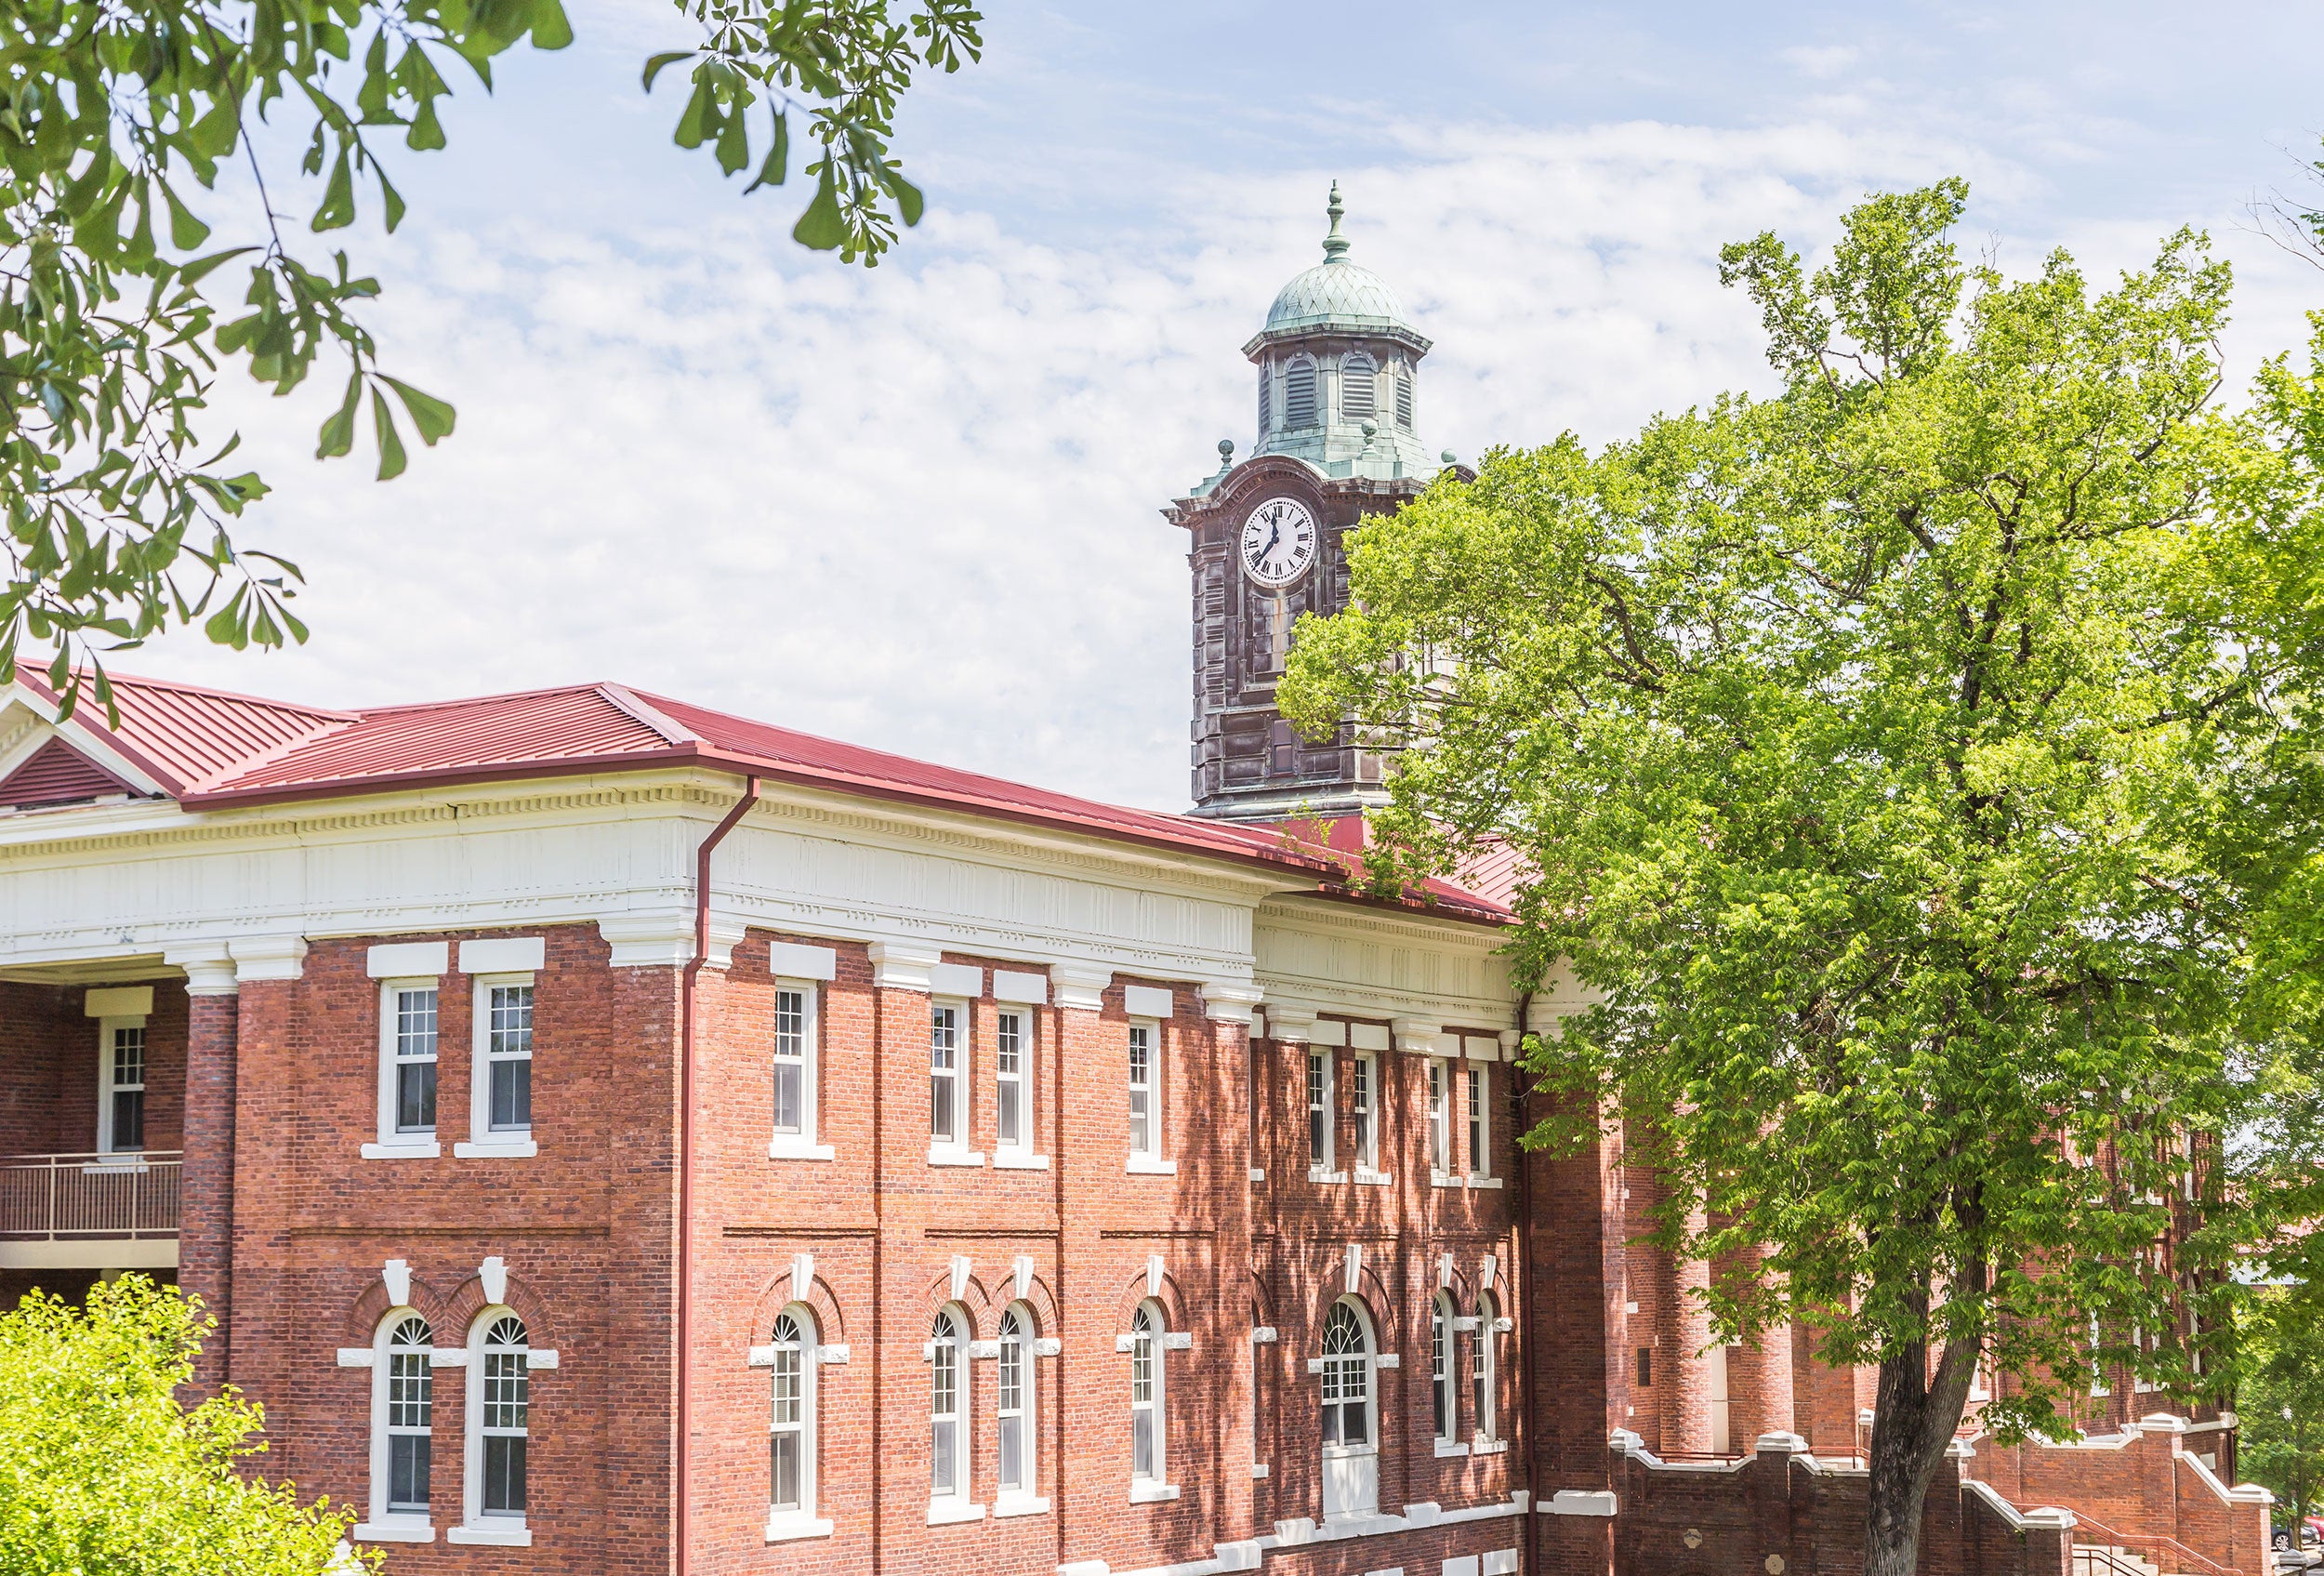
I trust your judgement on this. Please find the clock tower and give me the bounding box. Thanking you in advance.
[1168,184,1461,824]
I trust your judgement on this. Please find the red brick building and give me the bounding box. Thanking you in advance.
[0,192,2273,1576]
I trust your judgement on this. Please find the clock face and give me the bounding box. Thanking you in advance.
[1239,497,1318,588]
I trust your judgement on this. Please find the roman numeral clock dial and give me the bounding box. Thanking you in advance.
[1238,497,1317,589]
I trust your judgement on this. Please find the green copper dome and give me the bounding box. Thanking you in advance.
[1248,183,1430,352]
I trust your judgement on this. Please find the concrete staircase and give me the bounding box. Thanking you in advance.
[2070,1548,2168,1576]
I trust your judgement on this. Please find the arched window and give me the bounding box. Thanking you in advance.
[1320,1300,1371,1450]
[1432,1292,1457,1444]
[1284,358,1318,430]
[770,1308,816,1517]
[1340,352,1376,422]
[1130,1301,1165,1483]
[371,1313,434,1530]
[1393,365,1414,430]
[461,1312,529,1535]
[930,1307,971,1507]
[997,1304,1036,1499]
[1257,363,1273,438]
[1472,1291,1499,1440]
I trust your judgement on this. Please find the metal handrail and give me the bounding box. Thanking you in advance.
[0,1151,182,1240]
[2071,1505,2241,1576]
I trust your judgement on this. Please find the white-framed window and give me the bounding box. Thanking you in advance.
[1432,1292,1457,1444]
[1467,1063,1491,1180]
[1428,1059,1449,1177]
[455,976,535,1158]
[996,1010,1030,1156]
[930,1305,972,1512]
[2089,1314,2110,1397]
[769,980,827,1159]
[457,1311,529,1539]
[1306,1051,1334,1175]
[1128,1021,1158,1159]
[1472,1291,1499,1441]
[2133,1323,2158,1393]
[1130,1301,1166,1485]
[96,1017,147,1155]
[768,1305,821,1535]
[369,1312,435,1532]
[931,1001,966,1151]
[997,1304,1036,1500]
[377,981,441,1152]
[1319,1299,1373,1452]
[1349,1052,1378,1173]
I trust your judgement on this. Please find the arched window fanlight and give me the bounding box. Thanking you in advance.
[1320,1300,1370,1448]
[1285,358,1318,430]
[1340,353,1376,422]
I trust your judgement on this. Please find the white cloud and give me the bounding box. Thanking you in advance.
[125,112,2323,812]
[1781,44,1861,80]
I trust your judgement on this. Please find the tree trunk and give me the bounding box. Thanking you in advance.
[1862,1333,1978,1576]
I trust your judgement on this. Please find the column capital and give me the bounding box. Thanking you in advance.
[165,941,236,995]
[865,940,943,993]
[1197,981,1262,1026]
[1048,961,1113,1013]
[1392,1016,1447,1054]
[1261,1005,1316,1043]
[227,934,307,982]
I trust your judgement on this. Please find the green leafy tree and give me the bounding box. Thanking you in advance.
[1283,180,2317,1576]
[0,0,981,714]
[0,1274,372,1573]
[2239,1285,2324,1542]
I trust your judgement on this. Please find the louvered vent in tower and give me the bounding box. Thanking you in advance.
[1341,353,1376,421]
[1284,358,1318,429]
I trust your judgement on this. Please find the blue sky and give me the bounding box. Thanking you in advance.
[139,1,2324,808]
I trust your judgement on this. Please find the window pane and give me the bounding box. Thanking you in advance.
[931,1421,955,1495]
[397,1061,437,1132]
[999,1413,1023,1490]
[490,1058,530,1131]
[112,1090,144,1150]
[931,1073,955,1143]
[483,1435,526,1514]
[773,1061,803,1135]
[772,1431,801,1510]
[397,989,438,1056]
[390,1435,431,1511]
[1129,1089,1150,1152]
[1133,1409,1155,1478]
[489,986,532,1055]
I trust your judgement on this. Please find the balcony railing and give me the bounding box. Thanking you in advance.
[0,1152,181,1240]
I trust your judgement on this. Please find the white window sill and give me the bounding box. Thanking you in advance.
[1434,1438,1471,1458]
[1126,1154,1178,1175]
[1249,1166,1266,1183]
[1353,1167,1394,1186]
[1467,1175,1504,1190]
[765,1512,835,1543]
[1129,1481,1182,1504]
[453,1136,537,1159]
[446,1522,532,1546]
[1307,1168,1348,1185]
[768,1135,838,1161]
[994,1149,1050,1171]
[1472,1437,1509,1455]
[993,1492,1051,1518]
[927,1146,986,1168]
[352,1519,434,1543]
[926,1499,986,1526]
[360,1141,441,1161]
[1251,1463,1270,1479]
[1432,1172,1462,1188]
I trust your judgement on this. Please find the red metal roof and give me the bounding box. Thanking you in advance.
[12,670,1512,920]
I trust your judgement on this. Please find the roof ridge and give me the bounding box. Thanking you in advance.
[56,669,362,721]
[597,683,699,746]
[349,680,633,717]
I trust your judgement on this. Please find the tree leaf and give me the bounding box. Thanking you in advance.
[382,377,456,444]
[744,107,790,194]
[714,93,749,176]
[642,50,693,91]
[316,372,363,459]
[311,148,356,232]
[532,0,574,50]
[372,388,408,480]
[155,179,210,250]
[792,166,846,251]
[673,73,714,149]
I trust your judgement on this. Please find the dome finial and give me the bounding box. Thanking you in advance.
[1323,180,1350,263]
